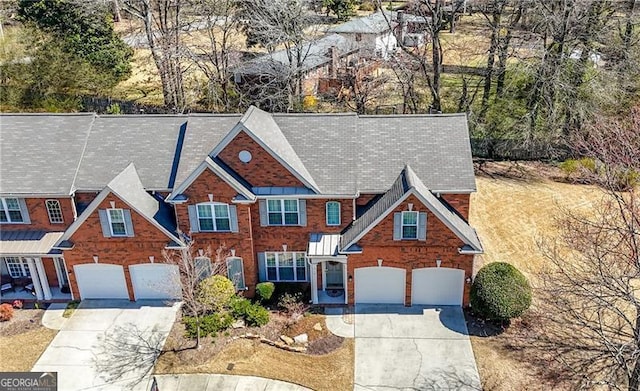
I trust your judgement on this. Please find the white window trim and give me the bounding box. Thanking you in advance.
[107,208,127,237]
[0,197,24,223]
[326,201,341,226]
[265,252,308,282]
[196,202,231,232]
[267,199,300,226]
[4,257,30,278]
[401,211,419,240]
[46,199,64,224]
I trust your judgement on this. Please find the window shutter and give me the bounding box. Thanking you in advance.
[299,199,307,226]
[226,257,246,290]
[229,205,239,233]
[17,199,30,224]
[187,205,199,233]
[98,210,112,238]
[418,212,427,241]
[393,212,402,241]
[259,200,268,226]
[123,210,135,237]
[257,252,267,282]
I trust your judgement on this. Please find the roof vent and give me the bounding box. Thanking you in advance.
[238,150,252,163]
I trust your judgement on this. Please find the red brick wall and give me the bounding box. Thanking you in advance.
[74,192,99,205]
[63,193,174,300]
[217,131,306,188]
[356,193,380,206]
[441,193,470,220]
[42,257,59,287]
[0,197,75,231]
[346,194,474,306]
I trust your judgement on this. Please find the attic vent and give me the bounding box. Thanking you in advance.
[238,150,252,163]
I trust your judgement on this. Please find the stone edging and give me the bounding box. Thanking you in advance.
[234,333,307,353]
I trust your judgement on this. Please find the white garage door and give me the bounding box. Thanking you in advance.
[74,264,129,299]
[412,267,465,306]
[130,263,181,300]
[355,267,405,304]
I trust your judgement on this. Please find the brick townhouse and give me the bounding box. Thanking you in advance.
[0,106,482,306]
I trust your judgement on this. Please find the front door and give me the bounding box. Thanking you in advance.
[325,262,344,288]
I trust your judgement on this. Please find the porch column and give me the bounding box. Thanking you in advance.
[310,261,318,305]
[321,262,327,291]
[35,258,52,300]
[342,261,349,305]
[26,258,44,300]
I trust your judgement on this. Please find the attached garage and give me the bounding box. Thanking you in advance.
[129,263,181,300]
[412,267,464,306]
[355,266,405,304]
[74,264,129,299]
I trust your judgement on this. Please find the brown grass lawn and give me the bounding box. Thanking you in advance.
[468,161,603,390]
[0,308,57,372]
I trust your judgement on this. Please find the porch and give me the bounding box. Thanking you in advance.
[308,233,348,305]
[1,285,70,303]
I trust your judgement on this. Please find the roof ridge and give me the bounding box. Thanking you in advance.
[69,113,97,195]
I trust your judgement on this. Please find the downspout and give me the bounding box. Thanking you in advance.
[352,198,356,221]
[70,193,79,221]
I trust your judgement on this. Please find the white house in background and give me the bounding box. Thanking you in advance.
[329,11,398,59]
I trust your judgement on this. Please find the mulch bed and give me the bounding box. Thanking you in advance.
[0,307,48,337]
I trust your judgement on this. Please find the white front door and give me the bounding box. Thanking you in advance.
[411,267,465,306]
[325,262,344,288]
[74,264,129,299]
[355,266,405,304]
[129,263,181,300]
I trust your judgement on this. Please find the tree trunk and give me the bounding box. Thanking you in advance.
[113,0,121,22]
[479,2,501,119]
[494,29,511,98]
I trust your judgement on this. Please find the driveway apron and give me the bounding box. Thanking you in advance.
[33,300,179,391]
[354,305,481,391]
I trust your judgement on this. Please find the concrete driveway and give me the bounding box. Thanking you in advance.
[33,300,180,391]
[354,305,481,391]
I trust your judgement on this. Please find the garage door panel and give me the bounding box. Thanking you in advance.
[355,266,405,304]
[130,264,181,300]
[74,264,129,299]
[412,267,464,306]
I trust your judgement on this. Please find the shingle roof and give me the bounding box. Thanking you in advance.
[329,11,396,34]
[341,165,482,252]
[234,34,358,76]
[0,113,94,195]
[74,115,186,191]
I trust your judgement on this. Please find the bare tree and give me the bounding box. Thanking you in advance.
[122,0,186,112]
[537,107,640,389]
[162,239,229,349]
[341,66,391,114]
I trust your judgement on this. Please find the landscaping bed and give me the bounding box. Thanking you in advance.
[0,304,57,371]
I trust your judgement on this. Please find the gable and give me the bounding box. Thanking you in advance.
[182,167,243,204]
[217,130,307,188]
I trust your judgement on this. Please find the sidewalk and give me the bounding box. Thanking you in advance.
[152,374,311,390]
[41,302,68,330]
[324,307,355,338]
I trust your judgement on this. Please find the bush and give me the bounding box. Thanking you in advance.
[278,292,308,324]
[471,262,532,322]
[197,275,236,312]
[359,1,375,11]
[256,282,275,302]
[183,312,234,338]
[0,303,14,321]
[272,282,311,305]
[230,297,270,327]
[230,296,252,319]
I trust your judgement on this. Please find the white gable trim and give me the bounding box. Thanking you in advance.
[56,186,183,247]
[166,157,256,203]
[341,189,482,252]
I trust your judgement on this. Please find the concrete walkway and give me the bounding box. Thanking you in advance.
[153,374,312,390]
[41,302,69,330]
[324,307,354,338]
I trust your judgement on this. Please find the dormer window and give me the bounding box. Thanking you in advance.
[401,211,419,239]
[107,209,127,236]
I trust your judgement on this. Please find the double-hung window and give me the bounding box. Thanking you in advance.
[196,203,231,232]
[267,199,299,225]
[0,198,24,223]
[265,252,307,281]
[401,211,418,239]
[3,257,30,278]
[107,209,127,236]
[326,201,341,226]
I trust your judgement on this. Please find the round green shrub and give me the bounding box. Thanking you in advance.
[197,275,236,312]
[183,312,233,338]
[256,282,275,302]
[245,303,269,327]
[470,262,532,322]
[230,296,251,319]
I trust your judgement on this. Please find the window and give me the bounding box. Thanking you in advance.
[196,203,231,232]
[267,199,299,225]
[326,201,341,226]
[227,257,246,290]
[265,252,307,281]
[46,200,64,224]
[3,257,30,278]
[195,257,212,281]
[107,209,127,236]
[0,198,23,223]
[402,211,418,239]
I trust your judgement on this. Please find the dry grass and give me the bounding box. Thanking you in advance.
[0,309,57,372]
[468,161,604,390]
[157,338,354,391]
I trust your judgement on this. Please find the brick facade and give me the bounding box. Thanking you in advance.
[441,193,471,220]
[0,197,75,231]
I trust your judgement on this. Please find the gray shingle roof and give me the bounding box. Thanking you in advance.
[0,113,94,195]
[329,11,396,34]
[74,115,186,191]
